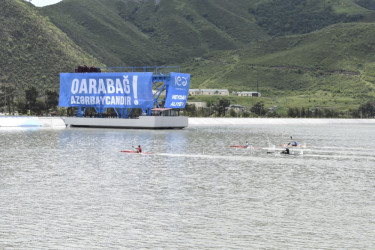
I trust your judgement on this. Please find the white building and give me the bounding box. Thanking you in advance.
[189,89,229,96]
[187,102,207,108]
[237,91,261,97]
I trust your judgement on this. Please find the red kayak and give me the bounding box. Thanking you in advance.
[230,145,248,148]
[120,150,153,155]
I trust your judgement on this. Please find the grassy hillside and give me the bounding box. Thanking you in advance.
[41,0,270,66]
[0,0,102,95]
[354,0,375,11]
[42,0,375,67]
[252,0,375,35]
[184,22,375,114]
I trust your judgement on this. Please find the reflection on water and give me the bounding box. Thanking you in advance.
[0,124,374,249]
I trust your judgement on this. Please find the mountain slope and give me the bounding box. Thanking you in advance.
[251,0,375,35]
[0,0,102,94]
[42,0,375,67]
[41,0,269,66]
[184,22,375,110]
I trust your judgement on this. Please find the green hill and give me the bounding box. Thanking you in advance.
[184,22,375,114]
[251,0,375,35]
[0,0,101,95]
[41,0,270,66]
[42,0,375,67]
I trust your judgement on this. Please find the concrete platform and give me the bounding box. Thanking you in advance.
[0,116,66,127]
[63,116,188,129]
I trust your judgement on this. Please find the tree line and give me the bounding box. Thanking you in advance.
[0,85,59,115]
[1,90,374,118]
[181,98,375,118]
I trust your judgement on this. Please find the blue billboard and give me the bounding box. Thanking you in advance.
[164,72,190,108]
[59,72,154,109]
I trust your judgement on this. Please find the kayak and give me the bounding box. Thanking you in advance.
[230,145,248,148]
[120,150,153,155]
[263,147,305,155]
[279,144,306,148]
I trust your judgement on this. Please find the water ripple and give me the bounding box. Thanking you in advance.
[0,125,374,249]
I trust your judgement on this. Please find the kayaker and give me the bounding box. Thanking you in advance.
[287,136,297,147]
[281,148,290,154]
[136,145,142,153]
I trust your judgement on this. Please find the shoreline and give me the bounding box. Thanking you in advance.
[1,116,375,128]
[0,116,66,127]
[188,117,375,125]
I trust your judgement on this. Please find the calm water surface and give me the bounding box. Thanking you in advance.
[0,124,374,249]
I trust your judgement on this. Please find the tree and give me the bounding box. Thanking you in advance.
[216,98,230,117]
[314,108,321,118]
[0,83,16,114]
[251,101,266,116]
[242,111,250,118]
[294,107,300,118]
[306,108,313,118]
[45,90,59,110]
[359,101,375,118]
[183,103,197,117]
[229,108,237,117]
[25,86,38,113]
[287,107,295,117]
[34,99,46,116]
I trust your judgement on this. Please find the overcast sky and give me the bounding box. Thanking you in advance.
[28,0,62,7]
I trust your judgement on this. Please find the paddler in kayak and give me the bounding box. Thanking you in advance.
[281,148,290,154]
[135,145,142,153]
[246,141,249,148]
[287,136,298,147]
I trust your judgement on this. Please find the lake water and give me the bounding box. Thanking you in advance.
[0,123,374,249]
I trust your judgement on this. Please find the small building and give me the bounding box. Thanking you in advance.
[189,89,229,96]
[187,102,207,108]
[228,104,246,112]
[237,91,261,97]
